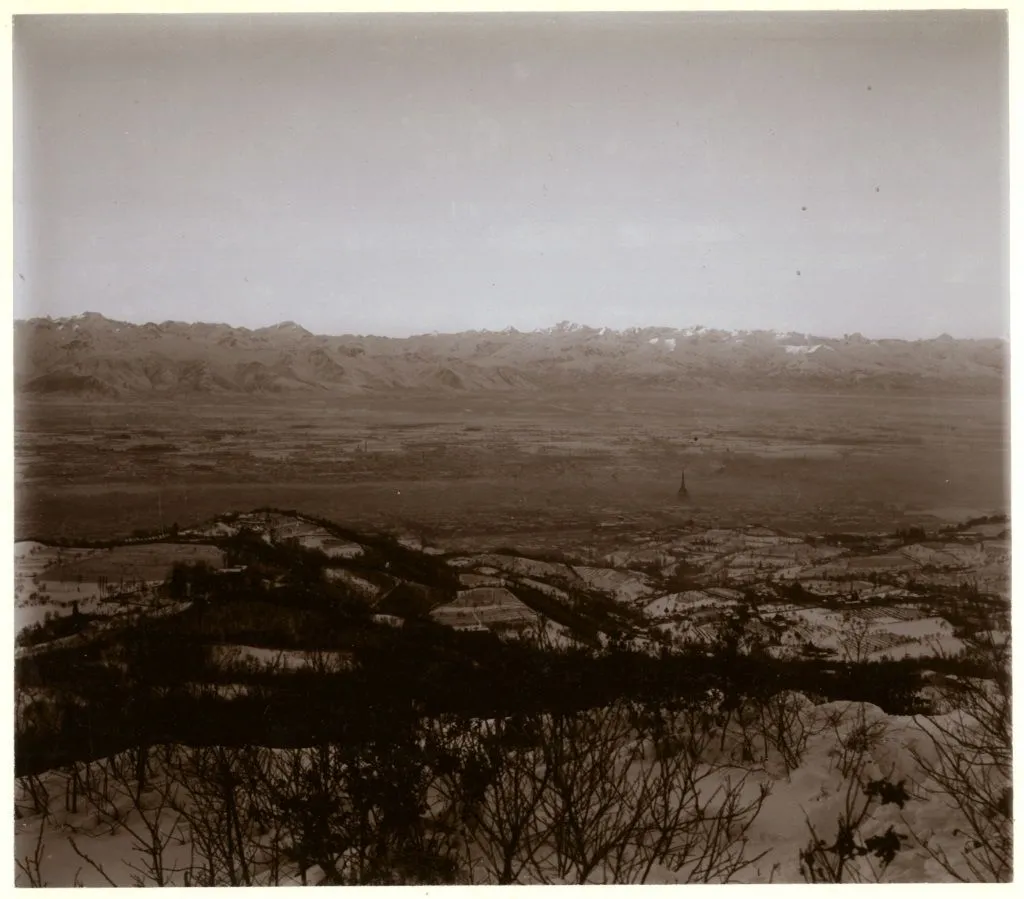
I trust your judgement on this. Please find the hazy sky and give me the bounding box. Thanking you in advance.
[14,11,1008,338]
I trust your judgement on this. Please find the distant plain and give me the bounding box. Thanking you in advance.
[16,387,1007,548]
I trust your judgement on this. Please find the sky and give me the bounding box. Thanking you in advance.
[13,11,1009,339]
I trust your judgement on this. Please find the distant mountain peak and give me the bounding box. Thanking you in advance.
[12,312,1006,400]
[540,320,592,335]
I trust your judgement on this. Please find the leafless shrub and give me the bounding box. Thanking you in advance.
[73,746,186,886]
[625,702,771,884]
[531,704,648,883]
[456,717,552,884]
[799,763,910,883]
[15,813,49,887]
[169,745,271,886]
[239,728,462,886]
[67,834,118,887]
[752,691,819,774]
[240,743,348,884]
[16,774,52,821]
[20,687,830,886]
[905,634,1011,882]
[839,613,874,664]
[303,647,350,676]
[826,702,890,781]
[468,699,772,884]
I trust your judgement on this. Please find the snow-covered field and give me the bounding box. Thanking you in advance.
[16,580,114,630]
[324,567,392,601]
[457,572,508,588]
[472,553,579,582]
[432,604,538,629]
[296,533,366,559]
[430,587,539,629]
[644,590,740,619]
[571,566,658,604]
[14,541,224,634]
[866,635,967,662]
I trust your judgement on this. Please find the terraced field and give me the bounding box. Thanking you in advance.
[14,507,1009,666]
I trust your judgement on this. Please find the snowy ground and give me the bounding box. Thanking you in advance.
[14,695,1006,886]
[14,541,225,634]
[296,533,366,559]
[18,510,1004,660]
[323,568,393,601]
[571,566,658,605]
[432,587,538,629]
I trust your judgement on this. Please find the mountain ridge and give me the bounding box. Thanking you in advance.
[15,313,1007,399]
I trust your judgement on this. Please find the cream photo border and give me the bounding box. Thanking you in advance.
[2,1,1017,894]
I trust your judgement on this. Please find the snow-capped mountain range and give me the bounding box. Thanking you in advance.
[14,313,1006,398]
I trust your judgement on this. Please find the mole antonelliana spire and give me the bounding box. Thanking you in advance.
[678,468,689,500]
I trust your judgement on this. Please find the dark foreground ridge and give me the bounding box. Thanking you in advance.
[14,508,1011,884]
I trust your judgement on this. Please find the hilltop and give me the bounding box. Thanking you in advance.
[14,314,1006,399]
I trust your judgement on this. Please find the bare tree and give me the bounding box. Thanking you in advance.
[825,702,890,781]
[255,743,352,884]
[752,691,818,774]
[531,703,651,883]
[235,719,458,888]
[169,745,270,886]
[621,700,771,884]
[838,613,874,664]
[477,699,775,885]
[463,717,553,884]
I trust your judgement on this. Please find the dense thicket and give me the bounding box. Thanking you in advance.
[17,608,942,779]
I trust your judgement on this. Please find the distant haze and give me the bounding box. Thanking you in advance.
[14,11,1008,340]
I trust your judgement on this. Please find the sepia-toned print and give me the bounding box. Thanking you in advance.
[13,11,1009,885]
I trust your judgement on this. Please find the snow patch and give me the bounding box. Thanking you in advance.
[783,344,822,355]
[15,541,49,557]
